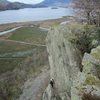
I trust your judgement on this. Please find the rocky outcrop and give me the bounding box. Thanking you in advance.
[43,23,100,100]
[72,46,100,100]
[43,24,82,100]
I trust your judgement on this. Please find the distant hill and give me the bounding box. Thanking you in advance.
[0,0,9,4]
[0,0,34,10]
[0,0,70,11]
[0,0,10,10]
[7,2,34,10]
[38,0,70,7]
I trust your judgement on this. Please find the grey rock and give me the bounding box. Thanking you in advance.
[43,24,81,100]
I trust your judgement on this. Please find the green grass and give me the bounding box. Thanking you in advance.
[0,40,46,74]
[0,40,35,54]
[0,46,46,74]
[8,26,47,44]
[0,58,24,74]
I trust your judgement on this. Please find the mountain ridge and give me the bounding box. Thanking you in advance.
[37,0,70,7]
[0,0,34,10]
[0,0,70,11]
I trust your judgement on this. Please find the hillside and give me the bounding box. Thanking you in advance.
[6,2,34,10]
[38,0,70,7]
[0,0,70,11]
[0,0,34,10]
[0,0,9,10]
[0,0,9,4]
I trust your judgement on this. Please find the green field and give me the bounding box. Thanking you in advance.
[0,40,34,54]
[0,26,47,74]
[0,40,46,74]
[7,26,47,44]
[0,58,24,74]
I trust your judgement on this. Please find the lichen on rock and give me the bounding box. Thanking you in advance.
[72,46,100,100]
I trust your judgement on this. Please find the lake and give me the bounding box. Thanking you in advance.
[0,7,73,24]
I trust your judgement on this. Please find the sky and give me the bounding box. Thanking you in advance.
[8,0,44,4]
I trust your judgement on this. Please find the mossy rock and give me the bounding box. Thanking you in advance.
[91,46,100,60]
[8,85,22,100]
[84,74,100,85]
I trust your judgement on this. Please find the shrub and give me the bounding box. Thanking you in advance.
[75,25,93,55]
[95,27,100,41]
[82,93,100,100]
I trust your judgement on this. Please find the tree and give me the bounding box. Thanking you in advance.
[73,0,100,26]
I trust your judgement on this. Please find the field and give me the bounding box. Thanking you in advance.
[0,26,47,74]
[0,39,34,54]
[0,39,46,74]
[8,26,47,44]
[0,19,52,100]
[1,26,47,45]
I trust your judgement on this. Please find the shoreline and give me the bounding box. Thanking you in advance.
[0,16,73,32]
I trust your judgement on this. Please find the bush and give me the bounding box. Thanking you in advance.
[82,93,100,100]
[95,27,100,41]
[75,25,93,55]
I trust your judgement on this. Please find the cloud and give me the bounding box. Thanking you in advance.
[8,0,44,4]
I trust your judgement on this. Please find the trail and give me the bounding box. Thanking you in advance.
[18,71,50,100]
[0,39,46,47]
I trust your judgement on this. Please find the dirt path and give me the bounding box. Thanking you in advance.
[18,71,50,100]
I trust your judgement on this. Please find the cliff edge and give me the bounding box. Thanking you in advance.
[42,23,100,100]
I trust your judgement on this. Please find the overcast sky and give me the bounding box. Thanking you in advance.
[8,0,44,4]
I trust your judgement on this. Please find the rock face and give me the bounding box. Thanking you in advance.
[72,46,100,100]
[43,24,82,100]
[43,24,100,100]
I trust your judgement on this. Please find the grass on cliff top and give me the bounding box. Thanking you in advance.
[7,26,47,44]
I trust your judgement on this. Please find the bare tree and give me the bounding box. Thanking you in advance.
[73,0,100,26]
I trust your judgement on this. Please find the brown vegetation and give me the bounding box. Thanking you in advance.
[82,93,100,100]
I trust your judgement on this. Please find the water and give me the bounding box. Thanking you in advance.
[0,7,73,24]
